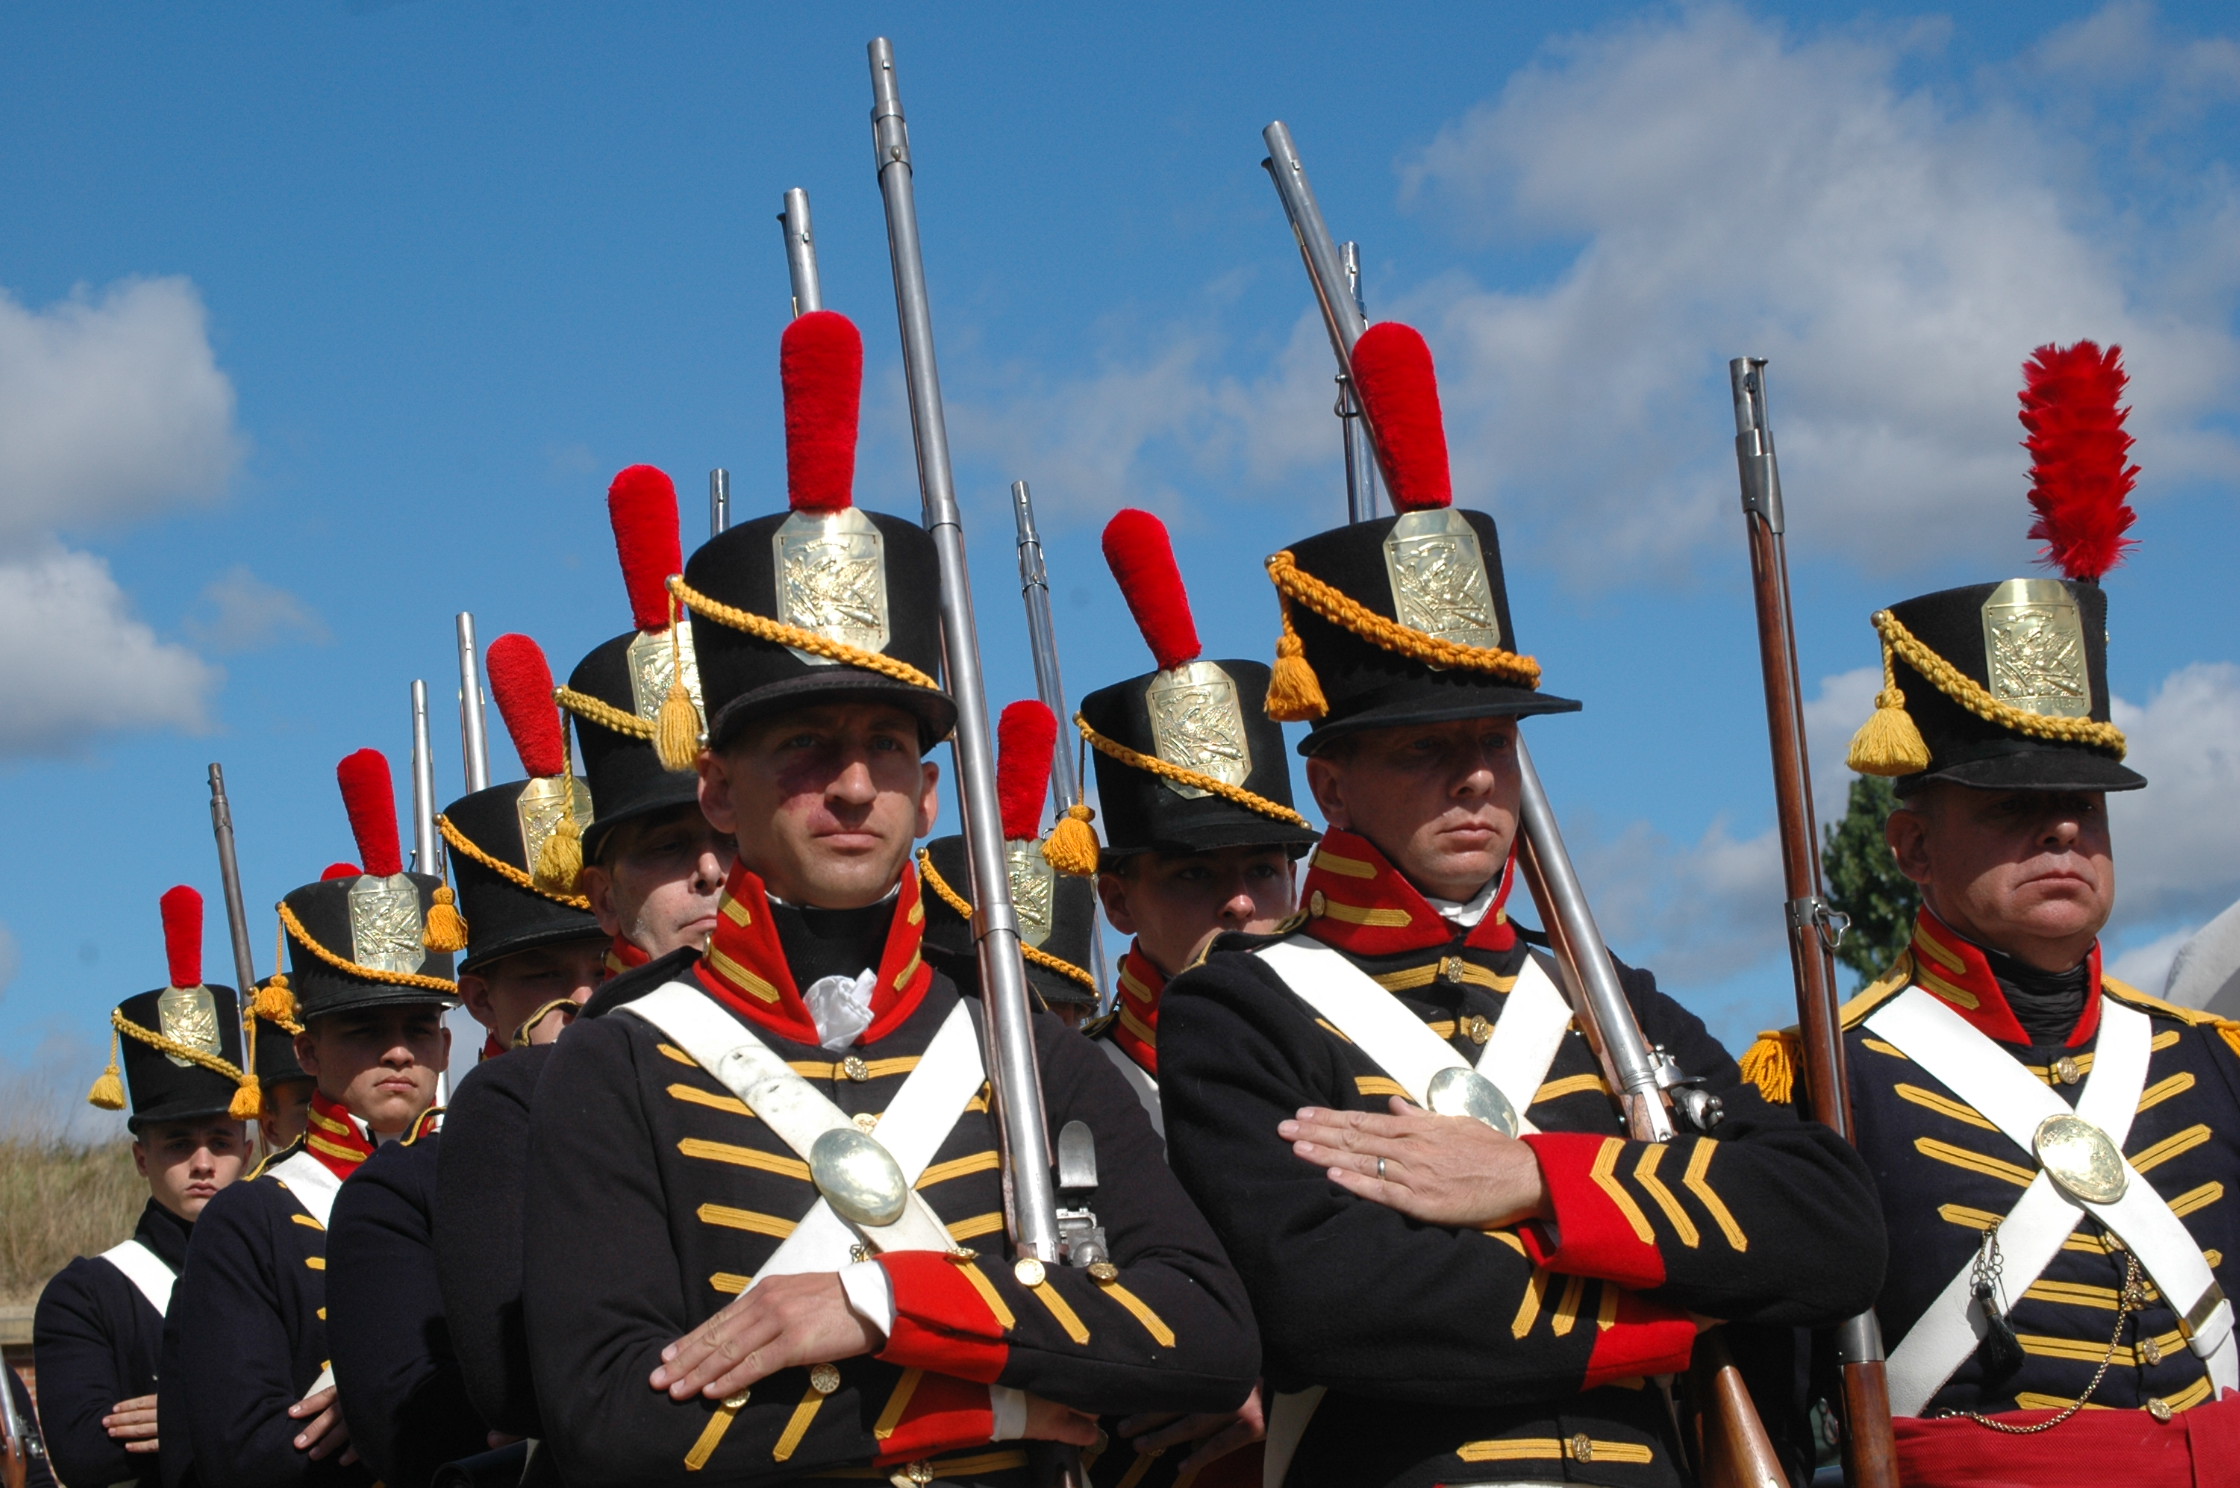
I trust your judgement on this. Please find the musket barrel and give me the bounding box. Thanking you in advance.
[411,679,441,876]
[1339,241,1380,523]
[1263,122,1369,361]
[207,763,260,1001]
[456,612,491,793]
[780,187,824,316]
[869,36,1063,1265]
[709,468,731,536]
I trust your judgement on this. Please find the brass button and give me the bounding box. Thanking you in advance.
[1088,1261,1119,1282]
[2141,1336,2163,1365]
[842,1055,871,1082]
[853,1111,880,1132]
[947,1245,978,1261]
[1014,1256,1047,1287]
[1440,956,1464,983]
[1464,1015,1493,1045]
[2053,1056,2082,1086]
[1309,890,1327,918]
[849,1242,871,1264]
[1570,1433,1594,1462]
[2147,1396,2174,1423]
[809,1363,842,1395]
[901,1462,935,1486]
[721,1390,751,1410]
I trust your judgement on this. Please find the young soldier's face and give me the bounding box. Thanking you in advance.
[1098,846,1298,978]
[1887,785,2114,971]
[258,1078,313,1151]
[578,805,735,957]
[458,937,609,1047]
[700,702,940,910]
[132,1117,249,1222]
[294,1004,449,1136]
[1306,717,1522,903]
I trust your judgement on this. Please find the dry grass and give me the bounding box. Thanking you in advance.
[0,1064,144,1308]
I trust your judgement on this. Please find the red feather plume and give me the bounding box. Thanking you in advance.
[159,885,202,989]
[336,749,404,878]
[1102,509,1201,672]
[997,700,1059,841]
[2020,341,2137,581]
[783,311,863,513]
[608,465,684,632]
[322,863,362,881]
[1351,322,1453,512]
[485,633,567,778]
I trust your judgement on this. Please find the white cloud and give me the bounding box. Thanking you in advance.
[0,545,217,755]
[2109,661,2240,924]
[1395,3,2240,583]
[184,564,330,652]
[2107,922,2199,993]
[0,276,243,544]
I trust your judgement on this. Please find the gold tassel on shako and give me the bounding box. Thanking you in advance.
[88,1027,127,1111]
[535,812,585,896]
[1845,615,1931,776]
[422,885,470,953]
[229,1073,262,1121]
[253,973,298,1025]
[1043,804,1100,877]
[654,591,704,773]
[1263,566,1329,723]
[1739,1028,1800,1106]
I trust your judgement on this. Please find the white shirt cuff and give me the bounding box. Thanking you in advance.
[989,1385,1027,1442]
[838,1261,896,1340]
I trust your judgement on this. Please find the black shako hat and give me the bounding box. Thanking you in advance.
[1846,342,2145,796]
[254,1012,309,1090]
[1078,509,1318,860]
[440,634,604,975]
[1260,323,1577,755]
[561,464,711,864]
[918,701,1101,1008]
[677,311,955,754]
[275,750,460,1022]
[88,886,255,1129]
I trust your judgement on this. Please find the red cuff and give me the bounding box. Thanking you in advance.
[872,1370,996,1466]
[1520,1132,1667,1290]
[875,1252,1013,1383]
[1582,1289,1696,1388]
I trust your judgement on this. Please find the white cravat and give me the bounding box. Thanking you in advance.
[1424,875,1501,930]
[803,968,878,1050]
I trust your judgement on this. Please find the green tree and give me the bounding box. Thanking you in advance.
[1821,775,1920,989]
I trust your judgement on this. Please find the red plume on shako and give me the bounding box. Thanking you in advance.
[160,884,204,992]
[482,632,593,896]
[782,310,864,514]
[2021,340,2138,584]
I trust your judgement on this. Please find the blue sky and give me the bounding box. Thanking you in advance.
[1,2,2235,1116]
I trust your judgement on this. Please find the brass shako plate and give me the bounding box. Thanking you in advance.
[1426,1066,1519,1137]
[1005,837,1055,948]
[773,507,890,667]
[156,983,222,1067]
[809,1127,908,1228]
[1143,660,1251,799]
[1383,508,1502,658]
[624,621,702,723]
[2033,1112,2127,1205]
[1981,578,2090,719]
[348,872,428,974]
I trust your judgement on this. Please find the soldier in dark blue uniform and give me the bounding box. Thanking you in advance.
[161,749,456,1488]
[519,310,1258,1487]
[1745,342,2240,1487]
[327,635,608,1488]
[37,887,253,1488]
[1158,322,1885,1487]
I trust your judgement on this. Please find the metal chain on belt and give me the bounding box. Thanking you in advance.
[1942,1251,2145,1434]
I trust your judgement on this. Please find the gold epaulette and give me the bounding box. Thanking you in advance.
[1738,950,1916,1104]
[2102,976,2240,1058]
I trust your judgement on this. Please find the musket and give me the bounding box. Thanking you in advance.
[456,612,492,794]
[0,1363,29,1488]
[1729,359,1897,1488]
[207,763,263,1012]
[1011,479,1115,1010]
[1261,123,1380,523]
[1264,119,1784,1487]
[869,39,1064,1272]
[779,187,824,316]
[410,680,442,876]
[709,469,731,536]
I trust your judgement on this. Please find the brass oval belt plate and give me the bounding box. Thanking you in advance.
[2033,1112,2127,1205]
[1426,1067,1519,1137]
[809,1127,909,1228]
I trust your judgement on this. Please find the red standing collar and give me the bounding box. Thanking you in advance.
[605,934,652,977]
[1109,943,1165,1076]
[302,1090,378,1178]
[1297,828,1517,957]
[1909,909,2102,1048]
[692,860,935,1047]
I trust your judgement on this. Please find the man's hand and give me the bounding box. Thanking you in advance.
[650,1272,879,1402]
[102,1394,159,1453]
[1119,1384,1265,1474]
[287,1384,357,1463]
[1022,1395,1100,1446]
[1280,1098,1550,1229]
